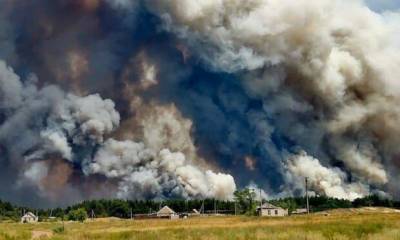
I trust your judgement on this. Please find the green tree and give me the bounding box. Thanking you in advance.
[234,189,257,215]
[109,200,129,218]
[67,208,87,222]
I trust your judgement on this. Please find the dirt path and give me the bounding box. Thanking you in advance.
[31,230,53,239]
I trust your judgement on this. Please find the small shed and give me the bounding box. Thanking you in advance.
[257,203,288,217]
[157,206,178,219]
[292,208,308,215]
[21,212,38,223]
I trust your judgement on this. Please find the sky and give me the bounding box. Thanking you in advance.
[365,0,400,12]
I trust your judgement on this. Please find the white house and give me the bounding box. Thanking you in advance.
[257,203,288,217]
[157,206,179,219]
[21,212,38,223]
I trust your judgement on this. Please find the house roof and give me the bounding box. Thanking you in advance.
[22,212,37,218]
[192,209,200,214]
[258,202,283,209]
[157,206,176,215]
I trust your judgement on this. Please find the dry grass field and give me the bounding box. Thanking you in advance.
[0,208,400,240]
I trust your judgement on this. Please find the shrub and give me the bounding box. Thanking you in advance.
[67,208,88,222]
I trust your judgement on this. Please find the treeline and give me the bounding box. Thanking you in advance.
[270,195,400,213]
[0,193,399,221]
[66,199,235,218]
[0,199,235,221]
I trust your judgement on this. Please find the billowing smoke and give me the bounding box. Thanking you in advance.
[145,0,400,199]
[89,140,235,199]
[0,59,235,206]
[285,151,369,200]
[1,0,400,206]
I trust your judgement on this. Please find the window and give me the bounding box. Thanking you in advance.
[268,210,271,215]
[275,210,278,215]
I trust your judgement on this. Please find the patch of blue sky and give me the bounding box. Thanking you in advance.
[365,0,400,12]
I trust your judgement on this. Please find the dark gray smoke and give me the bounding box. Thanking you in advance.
[0,0,400,207]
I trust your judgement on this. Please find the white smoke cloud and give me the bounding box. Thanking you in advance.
[333,140,388,185]
[89,139,154,178]
[285,151,369,200]
[67,93,121,144]
[246,182,270,201]
[26,93,121,162]
[40,131,72,160]
[88,139,236,200]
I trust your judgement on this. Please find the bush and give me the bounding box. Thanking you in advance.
[67,208,88,222]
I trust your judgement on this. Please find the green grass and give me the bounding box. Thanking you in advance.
[0,210,399,239]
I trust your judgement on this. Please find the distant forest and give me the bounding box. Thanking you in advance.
[1,193,399,222]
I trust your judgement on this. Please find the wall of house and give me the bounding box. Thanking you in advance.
[260,208,288,217]
[21,216,37,223]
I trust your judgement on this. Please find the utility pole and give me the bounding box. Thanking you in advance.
[130,208,133,220]
[259,188,262,216]
[305,177,310,214]
[250,189,255,213]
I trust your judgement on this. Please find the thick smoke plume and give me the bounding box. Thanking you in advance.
[1,0,400,206]
[146,0,400,199]
[89,140,235,199]
[0,59,235,206]
[284,151,369,200]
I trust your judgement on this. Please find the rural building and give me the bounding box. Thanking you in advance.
[157,206,179,219]
[21,212,38,223]
[257,203,288,217]
[292,208,308,215]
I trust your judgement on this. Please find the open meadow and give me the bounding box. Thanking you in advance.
[0,208,400,240]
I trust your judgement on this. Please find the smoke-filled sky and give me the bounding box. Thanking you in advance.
[1,0,400,207]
